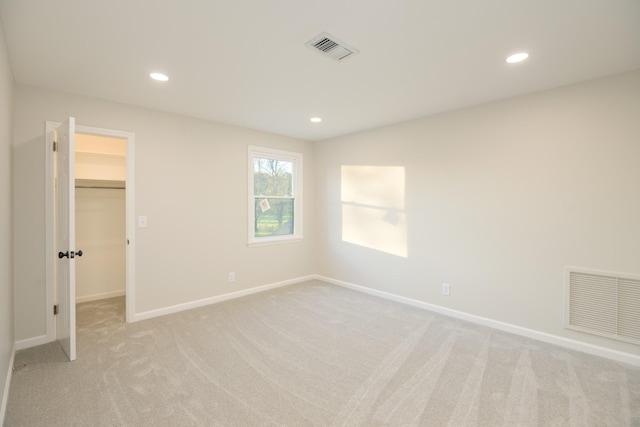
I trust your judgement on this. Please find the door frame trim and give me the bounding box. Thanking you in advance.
[45,121,136,343]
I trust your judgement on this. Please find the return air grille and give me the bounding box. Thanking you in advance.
[566,268,640,345]
[305,32,359,62]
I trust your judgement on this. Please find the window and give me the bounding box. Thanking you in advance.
[248,146,303,245]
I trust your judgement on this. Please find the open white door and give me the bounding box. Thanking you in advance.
[54,117,77,361]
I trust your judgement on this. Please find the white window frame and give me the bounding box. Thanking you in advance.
[248,146,303,246]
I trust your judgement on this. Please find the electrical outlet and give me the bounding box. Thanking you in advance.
[442,283,450,296]
[228,272,235,283]
[137,215,148,228]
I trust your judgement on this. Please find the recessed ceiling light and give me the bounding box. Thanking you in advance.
[150,72,169,82]
[506,53,529,64]
[310,117,322,123]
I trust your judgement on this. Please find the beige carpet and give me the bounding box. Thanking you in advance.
[6,280,640,426]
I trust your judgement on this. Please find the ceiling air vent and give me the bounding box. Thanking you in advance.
[305,32,359,62]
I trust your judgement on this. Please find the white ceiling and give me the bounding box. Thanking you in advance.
[1,0,639,141]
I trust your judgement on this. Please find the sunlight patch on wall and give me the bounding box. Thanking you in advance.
[341,166,407,258]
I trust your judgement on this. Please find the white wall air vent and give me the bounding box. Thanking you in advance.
[305,32,359,62]
[565,267,640,345]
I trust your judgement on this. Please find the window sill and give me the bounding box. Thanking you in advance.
[247,236,304,247]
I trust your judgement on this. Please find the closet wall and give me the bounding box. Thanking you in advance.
[75,134,126,303]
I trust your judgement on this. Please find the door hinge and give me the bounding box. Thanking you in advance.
[53,304,58,315]
[53,140,58,152]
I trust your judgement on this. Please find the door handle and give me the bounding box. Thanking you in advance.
[58,250,83,259]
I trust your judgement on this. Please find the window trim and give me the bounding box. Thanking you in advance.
[248,146,303,246]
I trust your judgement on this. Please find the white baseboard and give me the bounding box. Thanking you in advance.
[76,289,125,304]
[19,273,638,366]
[133,275,316,323]
[15,335,51,351]
[1,343,16,425]
[315,275,640,367]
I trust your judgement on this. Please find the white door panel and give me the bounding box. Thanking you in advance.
[55,117,76,361]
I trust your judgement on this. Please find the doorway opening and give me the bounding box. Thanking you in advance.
[45,121,136,358]
[75,133,127,306]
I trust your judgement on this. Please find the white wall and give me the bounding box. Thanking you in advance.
[75,152,126,181]
[13,85,315,341]
[0,16,14,422]
[10,58,637,362]
[75,187,126,302]
[315,70,640,356]
[76,132,127,181]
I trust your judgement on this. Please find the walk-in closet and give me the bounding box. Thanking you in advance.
[75,134,127,303]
